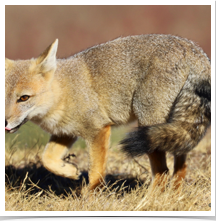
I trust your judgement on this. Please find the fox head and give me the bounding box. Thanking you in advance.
[5,39,58,133]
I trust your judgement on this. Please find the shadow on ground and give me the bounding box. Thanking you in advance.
[5,163,148,197]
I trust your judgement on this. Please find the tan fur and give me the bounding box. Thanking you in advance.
[5,34,211,190]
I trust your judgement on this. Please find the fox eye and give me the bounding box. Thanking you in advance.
[18,95,30,102]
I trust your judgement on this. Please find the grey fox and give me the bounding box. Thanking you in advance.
[5,34,211,190]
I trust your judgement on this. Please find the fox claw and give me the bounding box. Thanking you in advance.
[63,153,76,162]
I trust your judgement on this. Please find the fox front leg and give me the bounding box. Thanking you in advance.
[42,135,80,179]
[88,125,111,190]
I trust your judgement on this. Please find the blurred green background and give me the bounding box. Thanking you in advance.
[5,5,211,149]
[5,121,129,149]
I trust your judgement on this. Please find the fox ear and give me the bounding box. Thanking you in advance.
[5,58,14,72]
[36,39,58,73]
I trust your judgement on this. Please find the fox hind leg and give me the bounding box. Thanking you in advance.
[148,150,169,191]
[173,154,187,189]
[42,135,80,179]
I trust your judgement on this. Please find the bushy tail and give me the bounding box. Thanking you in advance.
[121,79,211,157]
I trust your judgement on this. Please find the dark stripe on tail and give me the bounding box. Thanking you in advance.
[195,80,211,101]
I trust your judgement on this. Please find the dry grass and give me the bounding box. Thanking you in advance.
[5,128,211,211]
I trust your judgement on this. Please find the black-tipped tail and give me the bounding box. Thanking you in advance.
[121,79,211,157]
[121,120,209,157]
[120,126,152,157]
[121,123,190,157]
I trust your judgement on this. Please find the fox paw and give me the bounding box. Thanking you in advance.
[42,154,80,180]
[60,160,80,180]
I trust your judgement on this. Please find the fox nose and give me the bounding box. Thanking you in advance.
[5,120,7,127]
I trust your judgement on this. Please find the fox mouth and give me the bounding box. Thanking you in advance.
[5,118,28,133]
